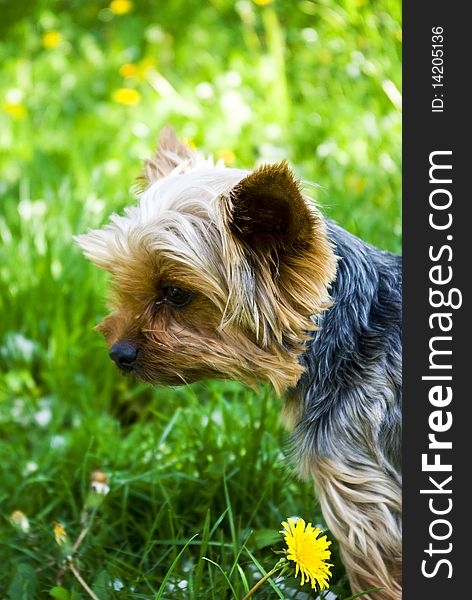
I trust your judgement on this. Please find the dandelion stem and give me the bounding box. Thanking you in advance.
[56,510,96,584]
[242,565,282,600]
[72,519,93,554]
[69,562,100,600]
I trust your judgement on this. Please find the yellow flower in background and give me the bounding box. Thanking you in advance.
[109,0,133,15]
[119,57,156,80]
[53,522,73,557]
[119,63,139,78]
[42,30,62,49]
[281,518,333,590]
[253,0,273,5]
[112,88,141,106]
[3,102,26,119]
[54,522,68,546]
[217,149,236,165]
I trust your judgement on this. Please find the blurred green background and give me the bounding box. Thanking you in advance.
[0,0,401,598]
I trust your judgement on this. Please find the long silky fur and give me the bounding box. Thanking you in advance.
[289,222,402,599]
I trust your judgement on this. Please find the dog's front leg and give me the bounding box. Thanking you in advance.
[311,455,402,600]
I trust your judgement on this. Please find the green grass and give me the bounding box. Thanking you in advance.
[0,1,401,598]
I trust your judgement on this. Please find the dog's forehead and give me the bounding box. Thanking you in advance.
[138,166,248,222]
[78,167,249,287]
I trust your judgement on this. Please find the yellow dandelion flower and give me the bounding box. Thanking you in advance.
[217,149,236,165]
[281,518,333,590]
[119,63,139,78]
[3,102,26,119]
[253,0,273,6]
[54,522,67,546]
[119,58,155,80]
[42,30,62,49]
[109,0,133,15]
[112,87,141,106]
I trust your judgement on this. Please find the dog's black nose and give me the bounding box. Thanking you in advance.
[109,341,138,371]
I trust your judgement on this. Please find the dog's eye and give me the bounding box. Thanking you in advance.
[162,286,193,308]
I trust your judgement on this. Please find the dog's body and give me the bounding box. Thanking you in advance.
[77,128,402,599]
[291,222,402,599]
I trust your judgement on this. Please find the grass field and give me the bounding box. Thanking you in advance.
[0,1,401,598]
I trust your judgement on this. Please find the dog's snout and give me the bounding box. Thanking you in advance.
[109,340,138,371]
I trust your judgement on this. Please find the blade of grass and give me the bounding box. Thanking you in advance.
[236,564,250,594]
[209,508,229,538]
[223,474,238,562]
[154,533,199,600]
[202,558,238,600]
[193,508,211,594]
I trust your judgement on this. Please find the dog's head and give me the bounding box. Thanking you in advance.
[76,127,336,393]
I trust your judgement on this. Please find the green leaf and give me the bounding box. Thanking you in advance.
[49,587,70,600]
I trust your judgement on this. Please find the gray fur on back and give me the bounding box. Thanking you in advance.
[293,220,402,479]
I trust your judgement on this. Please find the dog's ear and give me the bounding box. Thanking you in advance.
[225,161,315,252]
[141,125,194,184]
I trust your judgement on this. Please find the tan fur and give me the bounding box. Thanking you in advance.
[135,126,199,193]
[312,457,402,600]
[281,387,304,431]
[76,129,337,394]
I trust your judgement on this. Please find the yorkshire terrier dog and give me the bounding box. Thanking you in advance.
[77,127,402,600]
